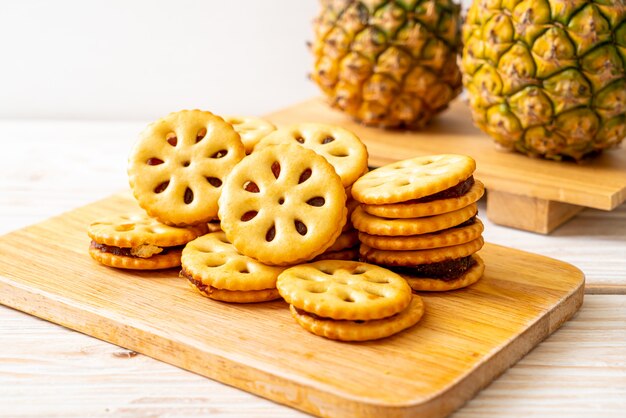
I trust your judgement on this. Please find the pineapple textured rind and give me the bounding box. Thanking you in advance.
[312,0,463,129]
[462,0,626,161]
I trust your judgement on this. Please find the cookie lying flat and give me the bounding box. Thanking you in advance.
[352,203,478,236]
[88,213,207,270]
[219,144,347,266]
[277,260,412,321]
[182,231,285,290]
[363,179,484,219]
[255,123,368,188]
[351,154,476,205]
[360,237,484,266]
[223,115,276,154]
[128,109,245,226]
[358,218,484,251]
[278,260,422,341]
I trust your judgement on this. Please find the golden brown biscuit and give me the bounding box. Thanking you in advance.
[128,109,245,226]
[290,295,424,341]
[363,180,484,218]
[219,144,347,265]
[181,232,285,291]
[277,260,412,321]
[352,204,478,236]
[223,115,276,154]
[326,229,359,252]
[88,213,207,270]
[360,236,484,266]
[358,218,484,251]
[255,123,368,188]
[352,154,476,205]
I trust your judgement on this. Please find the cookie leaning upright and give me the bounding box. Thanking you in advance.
[88,213,207,270]
[128,110,245,226]
[254,123,368,188]
[351,154,486,292]
[219,143,347,266]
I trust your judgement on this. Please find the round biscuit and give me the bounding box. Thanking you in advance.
[219,144,347,266]
[360,237,484,266]
[290,295,424,341]
[358,218,484,251]
[352,204,478,236]
[352,154,476,204]
[255,123,368,188]
[88,213,207,248]
[88,247,182,270]
[128,109,245,226]
[404,254,485,292]
[277,260,412,321]
[363,180,485,218]
[182,232,285,291]
[223,115,276,154]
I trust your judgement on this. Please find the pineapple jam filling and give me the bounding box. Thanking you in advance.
[90,241,183,258]
[182,269,216,293]
[293,307,373,324]
[389,256,476,281]
[409,176,474,203]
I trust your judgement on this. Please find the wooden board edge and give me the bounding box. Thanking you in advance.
[0,258,586,418]
[390,261,586,417]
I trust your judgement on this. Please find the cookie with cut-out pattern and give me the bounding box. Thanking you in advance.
[87,213,207,270]
[219,144,347,266]
[223,115,275,154]
[290,295,424,341]
[181,232,285,291]
[352,154,476,205]
[128,109,245,226]
[277,260,411,321]
[255,123,368,187]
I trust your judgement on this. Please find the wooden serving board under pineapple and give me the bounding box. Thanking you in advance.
[300,0,626,234]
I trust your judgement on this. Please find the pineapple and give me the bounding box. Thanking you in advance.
[462,0,626,161]
[311,0,463,129]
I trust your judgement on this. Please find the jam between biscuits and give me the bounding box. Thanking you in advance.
[409,176,474,203]
[389,256,476,281]
[90,241,184,258]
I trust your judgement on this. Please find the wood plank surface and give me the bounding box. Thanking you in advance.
[266,98,626,211]
[0,192,584,417]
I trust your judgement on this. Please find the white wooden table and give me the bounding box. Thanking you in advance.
[2,119,625,417]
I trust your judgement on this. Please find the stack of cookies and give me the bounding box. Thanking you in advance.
[277,260,424,341]
[351,155,486,292]
[254,122,368,261]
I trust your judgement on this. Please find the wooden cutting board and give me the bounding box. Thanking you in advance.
[0,193,584,417]
[265,98,626,234]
